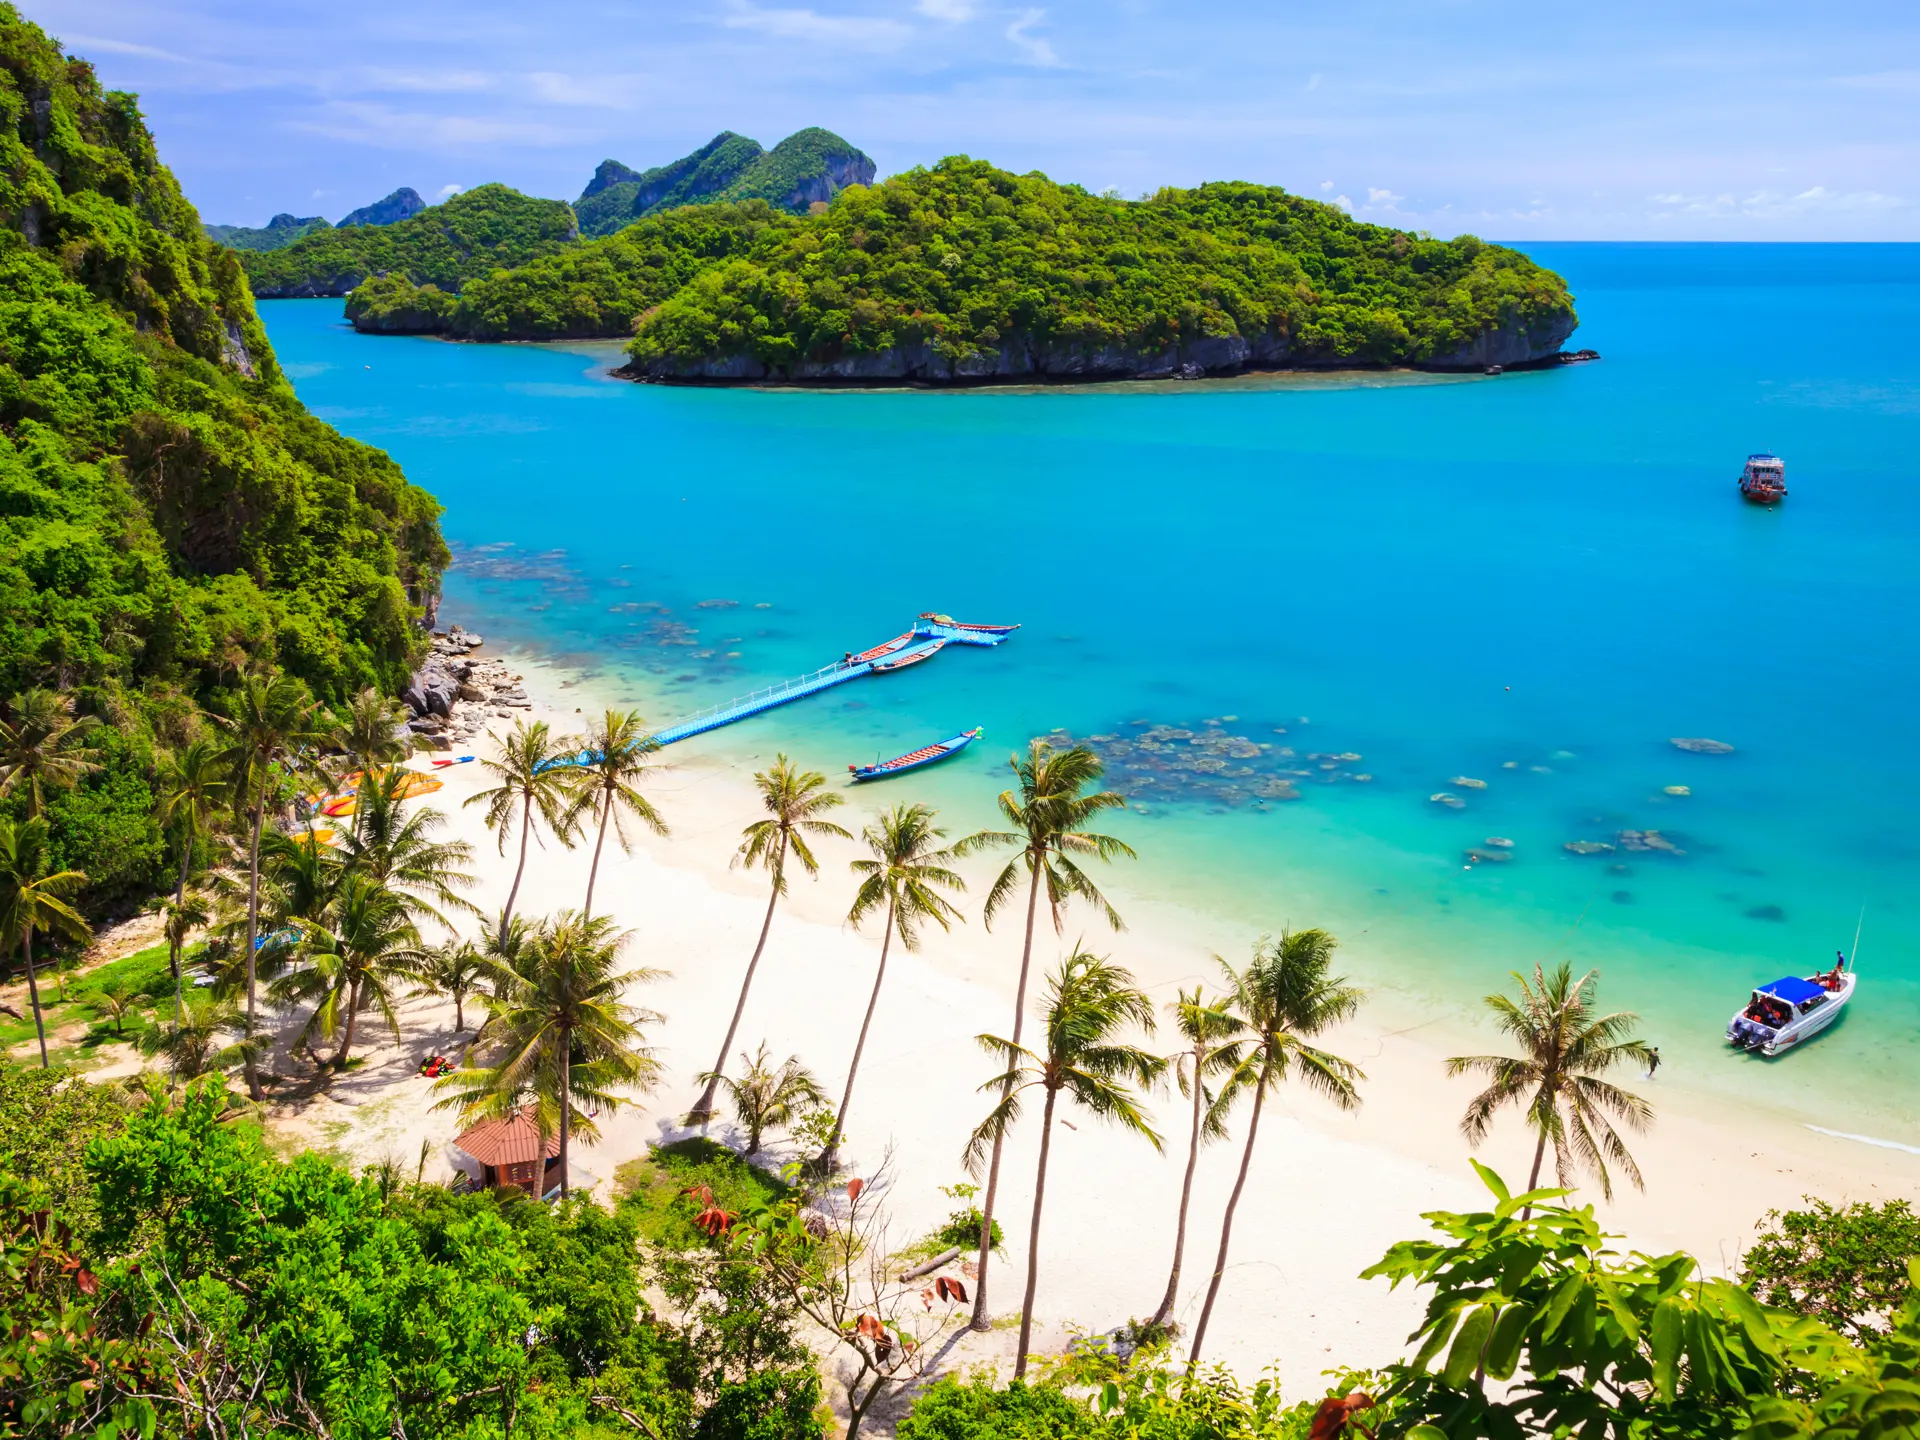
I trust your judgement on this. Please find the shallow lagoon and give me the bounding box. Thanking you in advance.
[262,242,1920,1142]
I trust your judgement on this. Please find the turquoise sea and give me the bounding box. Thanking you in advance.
[261,243,1920,1143]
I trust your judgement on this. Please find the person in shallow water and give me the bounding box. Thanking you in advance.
[1646,1046,1661,1079]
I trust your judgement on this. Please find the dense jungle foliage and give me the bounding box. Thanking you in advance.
[9,1069,1920,1440]
[627,157,1576,372]
[204,212,330,251]
[0,5,445,907]
[240,183,577,296]
[574,128,872,239]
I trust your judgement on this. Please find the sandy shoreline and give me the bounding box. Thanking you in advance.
[232,638,1915,1400]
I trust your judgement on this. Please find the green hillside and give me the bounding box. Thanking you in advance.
[240,183,578,297]
[0,3,445,904]
[625,158,1578,378]
[204,211,331,251]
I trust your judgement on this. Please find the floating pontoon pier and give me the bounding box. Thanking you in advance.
[541,614,1016,765]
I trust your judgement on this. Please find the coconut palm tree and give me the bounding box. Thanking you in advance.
[155,736,229,1026]
[434,911,664,1198]
[1187,930,1364,1368]
[137,992,266,1085]
[212,673,321,1098]
[0,689,99,817]
[1147,985,1244,1334]
[270,873,428,1070]
[964,950,1162,1379]
[335,766,479,927]
[335,686,419,770]
[953,739,1133,1330]
[699,1043,829,1155]
[559,708,669,919]
[821,803,966,1170]
[414,937,488,1033]
[94,977,143,1037]
[10,875,72,1010]
[466,719,578,944]
[1448,962,1654,1202]
[0,816,91,1068]
[688,755,849,1123]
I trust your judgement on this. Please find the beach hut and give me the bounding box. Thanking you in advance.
[449,1107,564,1197]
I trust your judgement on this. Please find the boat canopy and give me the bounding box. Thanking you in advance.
[1758,976,1823,1005]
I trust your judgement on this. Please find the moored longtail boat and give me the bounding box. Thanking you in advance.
[850,727,983,781]
[871,638,946,672]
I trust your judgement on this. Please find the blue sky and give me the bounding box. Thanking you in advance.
[27,0,1920,239]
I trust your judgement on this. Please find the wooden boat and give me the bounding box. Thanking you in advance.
[1727,962,1853,1055]
[850,727,982,781]
[871,639,946,672]
[1739,453,1787,504]
[917,613,1021,636]
[849,632,915,665]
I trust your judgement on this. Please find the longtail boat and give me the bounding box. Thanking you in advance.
[871,638,946,672]
[917,613,1020,636]
[850,727,983,781]
[849,632,915,665]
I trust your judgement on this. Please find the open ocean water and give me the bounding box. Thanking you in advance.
[261,242,1920,1144]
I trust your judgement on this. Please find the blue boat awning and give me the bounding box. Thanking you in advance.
[1759,976,1822,1005]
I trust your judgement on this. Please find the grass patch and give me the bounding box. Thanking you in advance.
[615,1137,792,1249]
[0,941,194,1050]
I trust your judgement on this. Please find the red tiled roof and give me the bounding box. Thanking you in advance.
[453,1106,561,1166]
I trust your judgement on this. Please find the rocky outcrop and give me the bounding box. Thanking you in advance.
[339,187,428,228]
[401,625,530,749]
[620,315,1574,387]
[781,147,877,210]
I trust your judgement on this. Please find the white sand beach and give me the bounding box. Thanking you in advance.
[246,644,1920,1405]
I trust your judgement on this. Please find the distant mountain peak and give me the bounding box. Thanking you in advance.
[573,128,873,238]
[339,186,428,228]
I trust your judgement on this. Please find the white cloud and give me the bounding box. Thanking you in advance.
[1366,187,1403,206]
[1320,181,1334,192]
[289,101,579,150]
[916,0,976,19]
[1006,9,1059,67]
[1332,193,1353,210]
[438,183,464,197]
[360,68,493,94]
[58,34,190,63]
[1645,186,1904,221]
[719,2,910,49]
[527,71,641,109]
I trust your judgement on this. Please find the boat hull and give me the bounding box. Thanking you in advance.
[850,727,982,781]
[1727,973,1853,1055]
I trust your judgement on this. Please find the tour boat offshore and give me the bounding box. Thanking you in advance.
[1727,961,1853,1055]
[1739,453,1787,504]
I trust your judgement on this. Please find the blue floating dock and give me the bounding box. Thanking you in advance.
[541,614,1016,766]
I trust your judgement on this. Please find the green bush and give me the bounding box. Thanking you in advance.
[615,1136,793,1249]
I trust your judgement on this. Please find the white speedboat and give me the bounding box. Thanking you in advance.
[1727,967,1854,1056]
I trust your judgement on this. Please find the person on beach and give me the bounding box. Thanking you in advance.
[1646,1046,1661,1079]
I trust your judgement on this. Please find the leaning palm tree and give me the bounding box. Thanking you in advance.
[823,803,966,1170]
[137,992,266,1085]
[212,673,321,1098]
[0,816,91,1068]
[335,686,418,771]
[414,937,489,1034]
[0,689,99,817]
[688,756,849,1123]
[335,766,479,927]
[964,950,1163,1379]
[433,911,664,1198]
[465,719,578,943]
[954,739,1134,1330]
[1448,962,1654,1201]
[559,708,669,919]
[270,873,427,1070]
[1187,929,1365,1367]
[155,736,229,1027]
[699,1043,829,1156]
[1147,985,1245,1334]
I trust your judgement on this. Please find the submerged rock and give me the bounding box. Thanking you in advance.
[1563,840,1615,856]
[1483,837,1514,849]
[1429,793,1466,810]
[1663,785,1692,797]
[1450,776,1488,790]
[1670,737,1735,754]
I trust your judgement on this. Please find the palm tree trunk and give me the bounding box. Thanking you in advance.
[583,788,611,919]
[1014,1084,1059,1381]
[969,860,1045,1332]
[244,802,265,1101]
[1526,1127,1549,1191]
[690,866,783,1123]
[1187,1071,1269,1369]
[821,897,893,1171]
[22,930,48,1069]
[335,976,361,1068]
[500,791,534,945]
[559,1027,572,1200]
[1151,1055,1207,1332]
[171,842,191,1031]
[453,986,464,1034]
